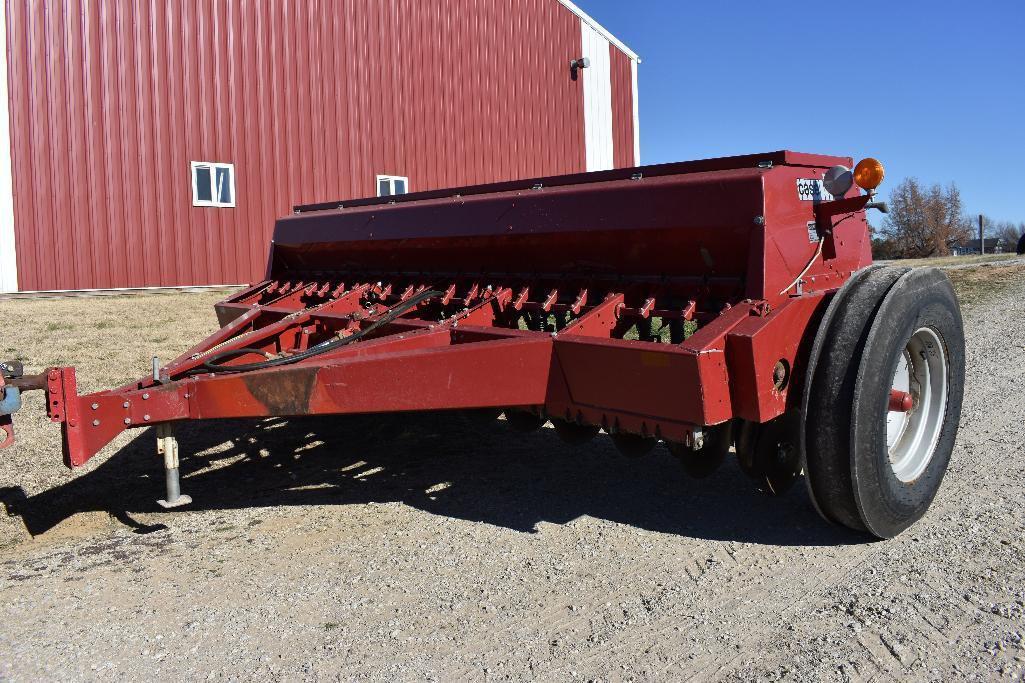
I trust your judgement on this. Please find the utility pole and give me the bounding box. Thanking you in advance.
[979,214,984,254]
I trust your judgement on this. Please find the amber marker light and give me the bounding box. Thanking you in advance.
[853,158,885,191]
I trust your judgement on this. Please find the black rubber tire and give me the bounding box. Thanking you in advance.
[552,418,600,445]
[799,265,882,522]
[666,421,732,478]
[849,268,965,538]
[803,266,909,532]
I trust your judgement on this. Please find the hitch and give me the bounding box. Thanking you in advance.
[0,386,14,448]
[0,382,22,416]
[1,359,24,380]
[0,361,25,449]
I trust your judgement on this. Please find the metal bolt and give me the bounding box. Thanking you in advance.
[753,216,765,226]
[124,418,131,425]
[122,401,129,408]
[184,393,190,399]
[91,402,99,410]
[92,419,100,427]
[142,393,150,400]
[143,415,151,422]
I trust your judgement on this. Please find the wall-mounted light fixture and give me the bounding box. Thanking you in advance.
[570,56,590,80]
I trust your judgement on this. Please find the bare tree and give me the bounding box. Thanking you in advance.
[877,178,973,258]
[993,220,1024,252]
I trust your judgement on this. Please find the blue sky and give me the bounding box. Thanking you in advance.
[577,1,1025,225]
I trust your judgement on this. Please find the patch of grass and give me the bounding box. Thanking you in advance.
[884,253,1019,268]
[94,320,115,329]
[623,316,699,342]
[45,322,72,332]
[323,622,339,631]
[947,263,1025,306]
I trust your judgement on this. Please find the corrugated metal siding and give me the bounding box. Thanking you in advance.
[610,45,636,168]
[0,1,17,293]
[579,19,613,172]
[5,0,589,290]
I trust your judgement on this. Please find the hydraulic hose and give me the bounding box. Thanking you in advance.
[198,289,444,374]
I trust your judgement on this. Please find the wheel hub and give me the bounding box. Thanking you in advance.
[886,327,948,482]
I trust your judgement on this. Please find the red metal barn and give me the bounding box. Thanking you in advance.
[0,0,639,293]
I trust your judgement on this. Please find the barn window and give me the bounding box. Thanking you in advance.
[376,175,408,197]
[191,161,235,208]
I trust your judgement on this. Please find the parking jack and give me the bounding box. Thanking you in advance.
[156,424,191,509]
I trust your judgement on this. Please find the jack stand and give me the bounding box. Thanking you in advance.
[156,424,192,509]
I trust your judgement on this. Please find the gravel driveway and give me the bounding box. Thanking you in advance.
[0,262,1022,681]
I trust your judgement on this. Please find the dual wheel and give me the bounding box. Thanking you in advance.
[801,265,965,538]
[653,265,964,539]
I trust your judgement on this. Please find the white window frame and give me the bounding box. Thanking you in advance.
[376,174,409,197]
[191,161,236,208]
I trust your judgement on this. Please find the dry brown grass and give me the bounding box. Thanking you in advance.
[883,253,1020,268]
[946,262,1025,306]
[878,254,1024,306]
[0,288,240,545]
[1,288,238,393]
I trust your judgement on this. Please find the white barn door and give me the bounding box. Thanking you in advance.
[580,22,614,172]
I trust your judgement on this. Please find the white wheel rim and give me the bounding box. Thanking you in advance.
[886,327,948,482]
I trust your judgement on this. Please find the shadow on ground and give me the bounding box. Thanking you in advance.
[0,413,867,546]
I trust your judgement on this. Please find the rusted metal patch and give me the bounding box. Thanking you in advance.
[241,366,320,416]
